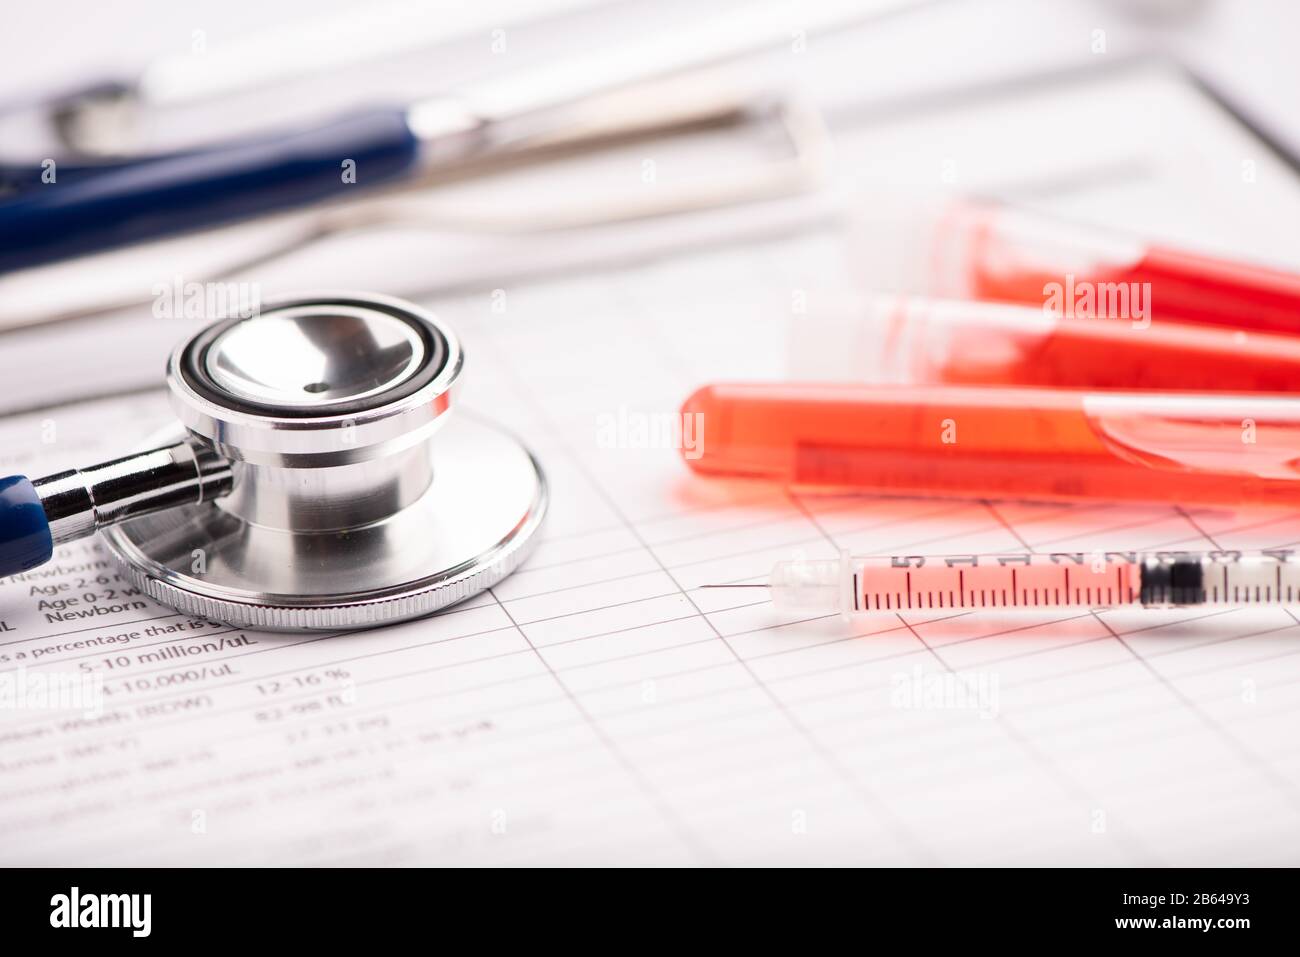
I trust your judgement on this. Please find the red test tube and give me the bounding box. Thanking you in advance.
[681,383,1300,507]
[801,294,1300,392]
[932,200,1300,334]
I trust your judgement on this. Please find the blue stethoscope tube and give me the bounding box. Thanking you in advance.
[0,108,421,275]
[0,476,54,577]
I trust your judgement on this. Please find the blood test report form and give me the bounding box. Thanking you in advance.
[4,61,1300,866]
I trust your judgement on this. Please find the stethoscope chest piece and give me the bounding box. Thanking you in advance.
[94,293,547,631]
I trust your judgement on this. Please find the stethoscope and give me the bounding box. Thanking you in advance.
[0,293,547,631]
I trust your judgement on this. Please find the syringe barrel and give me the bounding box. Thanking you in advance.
[840,553,1139,615]
[1137,550,1300,607]
[768,551,1300,618]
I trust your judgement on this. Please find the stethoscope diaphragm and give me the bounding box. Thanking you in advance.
[0,292,547,631]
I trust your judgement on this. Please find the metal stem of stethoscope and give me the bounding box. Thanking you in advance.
[0,293,547,631]
[26,437,233,548]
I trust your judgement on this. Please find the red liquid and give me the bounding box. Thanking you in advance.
[965,213,1300,335]
[682,383,1300,507]
[854,555,1138,612]
[934,309,1300,391]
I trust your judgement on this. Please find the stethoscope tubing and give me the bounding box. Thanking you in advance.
[0,107,421,275]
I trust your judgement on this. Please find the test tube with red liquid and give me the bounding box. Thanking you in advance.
[681,383,1300,508]
[857,197,1300,334]
[790,293,1300,392]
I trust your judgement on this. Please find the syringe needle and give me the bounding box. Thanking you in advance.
[698,583,771,588]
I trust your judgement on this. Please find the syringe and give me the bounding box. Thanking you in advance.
[702,549,1300,617]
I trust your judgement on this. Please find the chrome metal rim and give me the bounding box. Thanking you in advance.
[101,413,546,632]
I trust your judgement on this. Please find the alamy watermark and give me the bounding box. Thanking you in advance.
[50,887,151,937]
[890,665,999,719]
[1043,274,1151,329]
[0,666,104,719]
[596,406,705,459]
[151,277,262,320]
